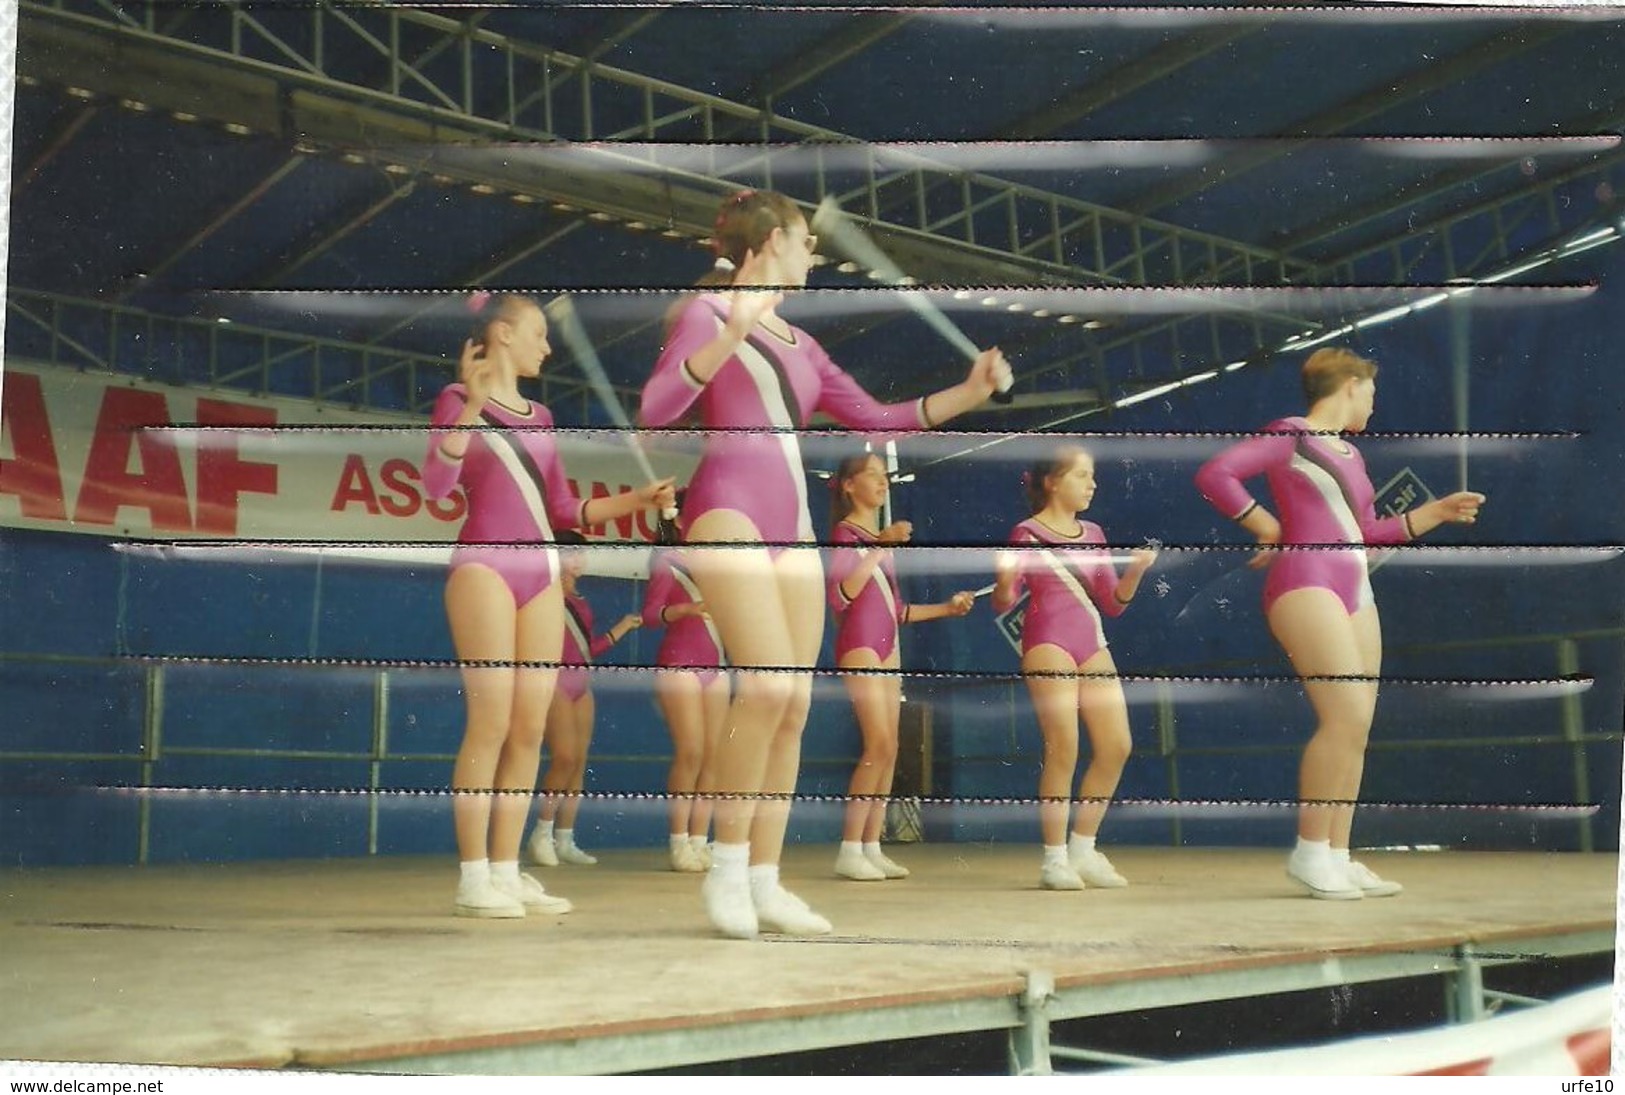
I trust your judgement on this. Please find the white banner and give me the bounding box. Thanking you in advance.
[0,364,693,561]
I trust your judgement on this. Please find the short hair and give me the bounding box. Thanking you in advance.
[1302,348,1378,405]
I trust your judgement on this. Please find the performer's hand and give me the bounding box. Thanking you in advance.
[947,591,976,616]
[725,257,782,335]
[1129,548,1159,572]
[617,613,643,633]
[1247,513,1282,570]
[1431,491,1485,525]
[640,478,678,512]
[967,347,1010,399]
[878,520,914,545]
[460,339,496,410]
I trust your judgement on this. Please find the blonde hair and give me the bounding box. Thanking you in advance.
[1302,348,1377,405]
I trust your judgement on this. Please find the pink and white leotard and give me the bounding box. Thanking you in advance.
[422,385,586,607]
[1194,417,1410,615]
[828,521,907,662]
[559,591,614,703]
[641,550,725,686]
[993,518,1127,666]
[640,294,931,546]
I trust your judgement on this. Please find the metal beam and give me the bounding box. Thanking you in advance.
[1120,24,1574,220]
[16,1,1309,289]
[115,154,308,302]
[999,25,1260,141]
[14,103,97,200]
[732,13,912,111]
[252,179,417,286]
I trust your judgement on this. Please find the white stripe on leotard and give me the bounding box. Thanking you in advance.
[719,316,814,543]
[668,561,725,666]
[1288,449,1371,603]
[563,601,593,666]
[855,547,901,627]
[1035,547,1108,656]
[479,424,562,583]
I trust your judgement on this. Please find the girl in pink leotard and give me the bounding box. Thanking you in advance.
[1195,347,1484,901]
[639,189,1011,939]
[422,292,673,920]
[992,445,1156,892]
[644,509,729,873]
[827,452,975,883]
[528,532,643,869]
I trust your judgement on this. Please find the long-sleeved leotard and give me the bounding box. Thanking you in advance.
[828,521,907,662]
[641,550,725,686]
[559,592,615,703]
[640,294,931,547]
[422,385,586,606]
[1194,417,1411,615]
[993,518,1128,665]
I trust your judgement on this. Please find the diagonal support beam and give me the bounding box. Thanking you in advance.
[15,103,98,200]
[1121,23,1575,218]
[115,154,307,301]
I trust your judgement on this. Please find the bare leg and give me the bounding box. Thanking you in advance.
[657,671,707,838]
[691,673,730,840]
[750,545,825,866]
[557,691,595,832]
[444,566,519,864]
[1268,589,1379,846]
[1023,643,1082,849]
[1071,648,1132,839]
[683,511,801,849]
[839,648,898,844]
[488,584,564,866]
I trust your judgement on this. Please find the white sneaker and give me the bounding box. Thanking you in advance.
[556,841,597,866]
[454,878,526,919]
[1286,849,1363,900]
[691,842,713,870]
[1070,848,1128,888]
[1040,861,1085,891]
[493,871,573,915]
[670,842,704,873]
[864,846,910,880]
[701,871,758,940]
[835,845,886,881]
[1346,859,1403,897]
[526,827,559,867]
[754,886,833,936]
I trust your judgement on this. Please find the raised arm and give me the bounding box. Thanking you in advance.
[991,526,1038,613]
[810,340,1007,432]
[422,385,477,500]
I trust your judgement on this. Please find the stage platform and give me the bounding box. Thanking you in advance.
[1,846,1615,1075]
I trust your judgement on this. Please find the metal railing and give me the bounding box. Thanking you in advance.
[1,626,1616,864]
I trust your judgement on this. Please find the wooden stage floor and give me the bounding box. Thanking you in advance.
[1,846,1616,1073]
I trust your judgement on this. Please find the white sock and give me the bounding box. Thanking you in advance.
[1294,837,1332,859]
[670,834,689,852]
[689,834,709,850]
[839,841,865,859]
[1331,847,1352,863]
[1042,845,1068,867]
[490,859,519,884]
[1068,833,1097,855]
[536,819,555,841]
[459,859,490,886]
[709,842,749,881]
[748,863,780,899]
[861,841,886,860]
[557,828,578,849]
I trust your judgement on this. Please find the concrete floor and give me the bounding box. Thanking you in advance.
[0,845,1615,1070]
